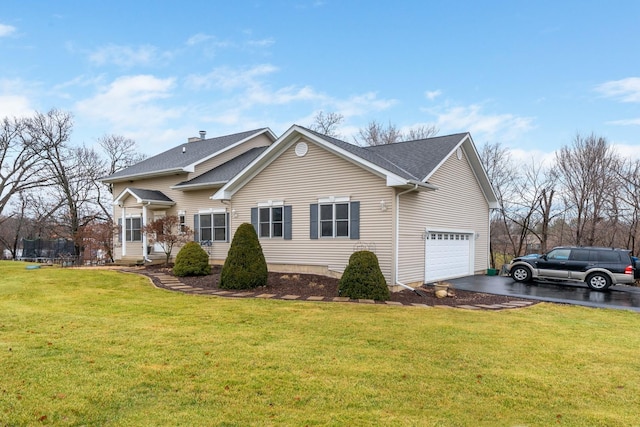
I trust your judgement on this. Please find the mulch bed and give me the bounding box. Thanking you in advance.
[137,264,536,308]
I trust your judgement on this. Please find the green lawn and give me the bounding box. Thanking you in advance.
[1,261,640,426]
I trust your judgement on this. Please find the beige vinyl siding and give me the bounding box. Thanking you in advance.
[111,134,271,259]
[229,139,396,283]
[112,176,230,261]
[397,148,490,284]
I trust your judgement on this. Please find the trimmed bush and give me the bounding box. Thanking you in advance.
[173,241,211,277]
[338,250,390,301]
[220,223,268,290]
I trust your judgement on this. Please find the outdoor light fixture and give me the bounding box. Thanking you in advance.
[380,200,387,212]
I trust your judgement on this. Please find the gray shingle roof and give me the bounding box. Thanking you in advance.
[102,128,271,182]
[365,133,468,181]
[121,188,174,203]
[173,146,269,189]
[302,127,467,182]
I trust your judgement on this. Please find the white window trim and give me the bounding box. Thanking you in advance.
[199,208,227,214]
[258,205,284,238]
[319,201,350,238]
[257,200,284,207]
[318,196,350,204]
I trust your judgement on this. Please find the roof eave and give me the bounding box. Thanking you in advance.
[100,168,189,184]
[172,181,226,191]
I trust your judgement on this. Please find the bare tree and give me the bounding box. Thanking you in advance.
[28,109,107,262]
[355,120,439,146]
[356,120,404,146]
[308,111,344,138]
[0,115,51,218]
[405,124,439,140]
[143,215,192,265]
[480,141,521,265]
[94,134,146,255]
[555,133,621,246]
[616,158,640,254]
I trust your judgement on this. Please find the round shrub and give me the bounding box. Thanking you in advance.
[173,241,211,277]
[338,250,389,301]
[220,223,268,290]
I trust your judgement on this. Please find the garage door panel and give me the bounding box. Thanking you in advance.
[425,232,471,283]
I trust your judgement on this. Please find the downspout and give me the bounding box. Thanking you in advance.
[395,184,420,292]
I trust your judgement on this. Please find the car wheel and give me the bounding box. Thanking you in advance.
[586,273,611,291]
[511,266,532,282]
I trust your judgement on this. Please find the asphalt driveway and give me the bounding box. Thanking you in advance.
[449,275,640,312]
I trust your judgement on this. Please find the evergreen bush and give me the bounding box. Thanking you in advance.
[173,241,211,277]
[338,250,390,301]
[220,223,268,290]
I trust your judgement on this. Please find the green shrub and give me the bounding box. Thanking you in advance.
[338,250,389,301]
[220,223,268,290]
[173,241,211,277]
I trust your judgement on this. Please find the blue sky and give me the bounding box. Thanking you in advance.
[2,1,640,162]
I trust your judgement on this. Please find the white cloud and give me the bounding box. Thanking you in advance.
[334,92,397,117]
[595,77,640,103]
[89,44,163,67]
[429,104,534,142]
[246,38,275,48]
[76,75,181,129]
[0,24,16,37]
[425,90,442,100]
[185,64,279,91]
[0,95,32,117]
[0,79,35,117]
[607,117,640,126]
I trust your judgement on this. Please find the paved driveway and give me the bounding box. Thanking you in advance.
[449,275,640,312]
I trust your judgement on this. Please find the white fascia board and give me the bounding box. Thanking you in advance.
[100,168,187,184]
[211,125,419,200]
[184,128,276,172]
[459,134,499,206]
[422,133,468,182]
[210,126,300,200]
[170,181,226,191]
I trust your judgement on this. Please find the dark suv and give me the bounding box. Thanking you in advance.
[507,247,635,291]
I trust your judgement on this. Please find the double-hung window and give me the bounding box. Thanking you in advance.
[259,206,283,238]
[320,203,350,237]
[310,199,359,240]
[195,211,228,244]
[251,203,292,240]
[125,217,142,242]
[178,213,186,234]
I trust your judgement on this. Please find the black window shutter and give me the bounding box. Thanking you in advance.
[193,214,200,242]
[226,212,230,243]
[310,204,318,239]
[251,207,258,235]
[117,218,122,243]
[284,205,292,240]
[350,201,360,240]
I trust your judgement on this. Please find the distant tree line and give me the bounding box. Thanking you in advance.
[0,109,144,263]
[481,133,640,268]
[309,111,640,265]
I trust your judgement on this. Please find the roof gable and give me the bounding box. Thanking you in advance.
[101,128,276,183]
[113,188,175,206]
[211,125,497,208]
[172,146,269,190]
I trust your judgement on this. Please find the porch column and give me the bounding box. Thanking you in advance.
[121,206,127,256]
[142,204,148,259]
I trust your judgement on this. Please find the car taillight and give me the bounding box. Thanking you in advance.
[625,265,634,275]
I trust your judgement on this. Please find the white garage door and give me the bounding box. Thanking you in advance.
[424,232,472,283]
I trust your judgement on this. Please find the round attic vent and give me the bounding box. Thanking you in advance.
[295,141,308,157]
[456,147,463,160]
